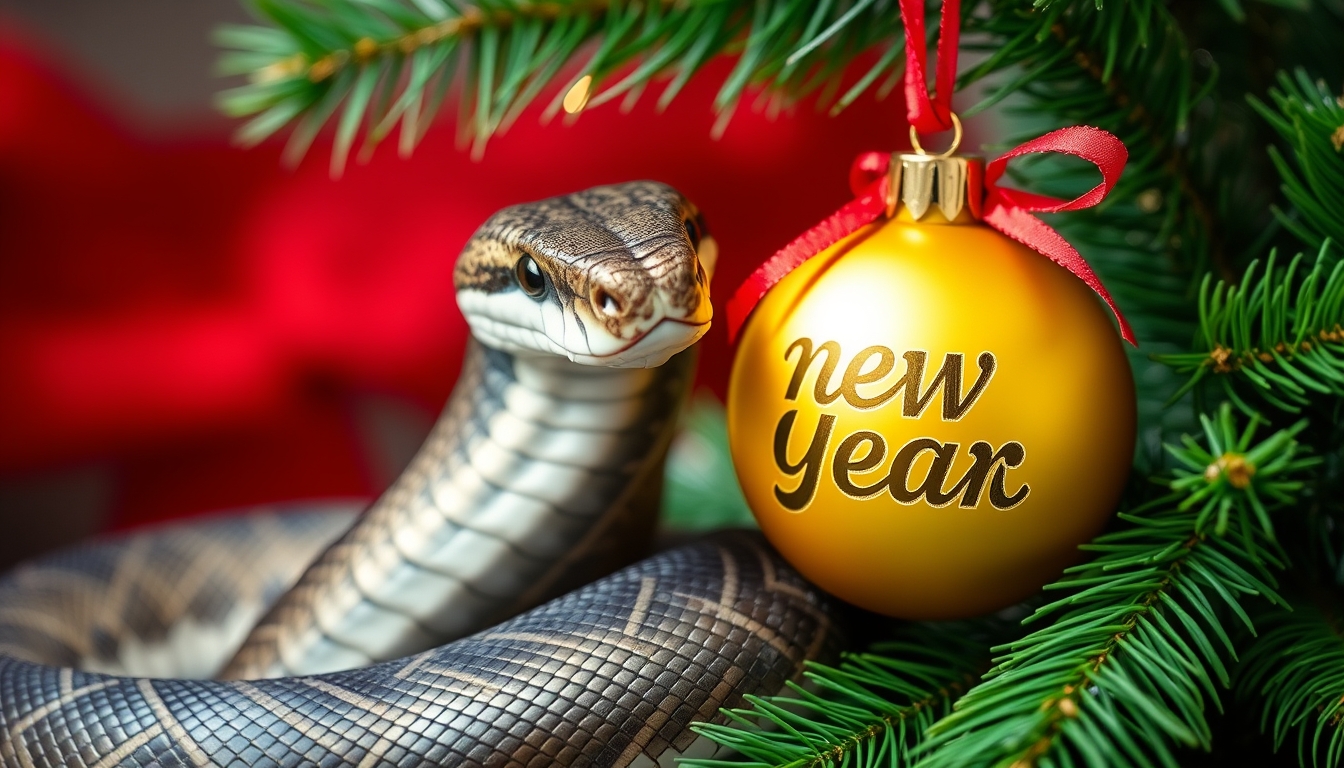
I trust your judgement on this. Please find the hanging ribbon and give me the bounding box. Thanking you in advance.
[724,0,1135,346]
[725,128,1135,345]
[900,0,958,133]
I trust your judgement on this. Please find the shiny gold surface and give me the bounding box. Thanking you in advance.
[728,208,1136,619]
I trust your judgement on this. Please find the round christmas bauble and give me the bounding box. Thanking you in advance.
[727,156,1136,619]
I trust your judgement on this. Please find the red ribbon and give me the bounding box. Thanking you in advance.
[900,0,958,133]
[724,126,1135,345]
[983,126,1134,345]
[723,0,1134,345]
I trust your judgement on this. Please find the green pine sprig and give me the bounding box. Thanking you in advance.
[215,0,909,170]
[916,404,1317,768]
[1156,70,1344,420]
[684,623,993,768]
[960,0,1219,352]
[1157,245,1344,416]
[1250,69,1344,252]
[1238,597,1344,767]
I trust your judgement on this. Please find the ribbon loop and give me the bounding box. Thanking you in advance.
[982,125,1134,345]
[849,151,891,196]
[985,125,1127,212]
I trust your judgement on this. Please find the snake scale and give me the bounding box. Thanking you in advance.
[0,182,847,767]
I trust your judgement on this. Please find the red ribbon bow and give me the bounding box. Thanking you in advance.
[725,127,1135,345]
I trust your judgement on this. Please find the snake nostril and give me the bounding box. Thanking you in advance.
[593,286,622,317]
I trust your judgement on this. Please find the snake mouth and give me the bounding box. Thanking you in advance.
[568,316,711,368]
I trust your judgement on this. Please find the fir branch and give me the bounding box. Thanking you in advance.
[684,624,991,768]
[1250,69,1344,251]
[1157,244,1344,416]
[960,0,1220,351]
[1238,596,1344,766]
[917,405,1317,768]
[216,0,909,168]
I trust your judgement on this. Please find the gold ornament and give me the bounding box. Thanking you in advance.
[727,154,1136,619]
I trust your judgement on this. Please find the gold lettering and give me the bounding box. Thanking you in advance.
[783,338,843,404]
[773,410,835,511]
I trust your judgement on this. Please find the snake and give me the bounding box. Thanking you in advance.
[0,182,847,768]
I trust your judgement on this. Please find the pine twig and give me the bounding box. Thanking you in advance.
[684,624,993,768]
[1158,244,1344,416]
[916,405,1318,768]
[216,0,909,169]
[1238,596,1344,767]
[1250,69,1344,251]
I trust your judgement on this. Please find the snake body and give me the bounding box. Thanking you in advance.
[0,182,846,767]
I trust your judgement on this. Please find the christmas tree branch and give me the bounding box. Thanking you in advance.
[1238,596,1344,766]
[959,0,1220,351]
[684,624,993,768]
[916,405,1317,767]
[1250,69,1344,251]
[1158,73,1344,418]
[216,0,910,168]
[1157,245,1344,416]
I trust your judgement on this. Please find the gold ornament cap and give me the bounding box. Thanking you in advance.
[887,112,983,222]
[884,153,984,222]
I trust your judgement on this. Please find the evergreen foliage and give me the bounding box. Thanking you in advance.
[1158,246,1344,417]
[1239,598,1344,766]
[218,0,1344,764]
[915,406,1315,767]
[683,624,991,768]
[1252,71,1344,253]
[215,0,909,168]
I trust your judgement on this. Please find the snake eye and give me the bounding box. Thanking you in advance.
[683,216,702,250]
[515,255,547,298]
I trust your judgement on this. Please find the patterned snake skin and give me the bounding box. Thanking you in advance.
[0,182,848,767]
[0,517,840,767]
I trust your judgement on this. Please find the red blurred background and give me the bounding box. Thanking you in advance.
[0,5,947,568]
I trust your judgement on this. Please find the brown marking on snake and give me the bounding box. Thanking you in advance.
[623,576,658,635]
[235,682,350,754]
[90,723,164,768]
[138,680,209,767]
[2,680,116,765]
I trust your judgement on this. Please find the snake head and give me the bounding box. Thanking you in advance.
[454,181,715,368]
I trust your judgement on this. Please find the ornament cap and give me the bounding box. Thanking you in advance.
[885,153,984,223]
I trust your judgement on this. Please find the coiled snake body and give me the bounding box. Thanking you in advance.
[0,183,845,767]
